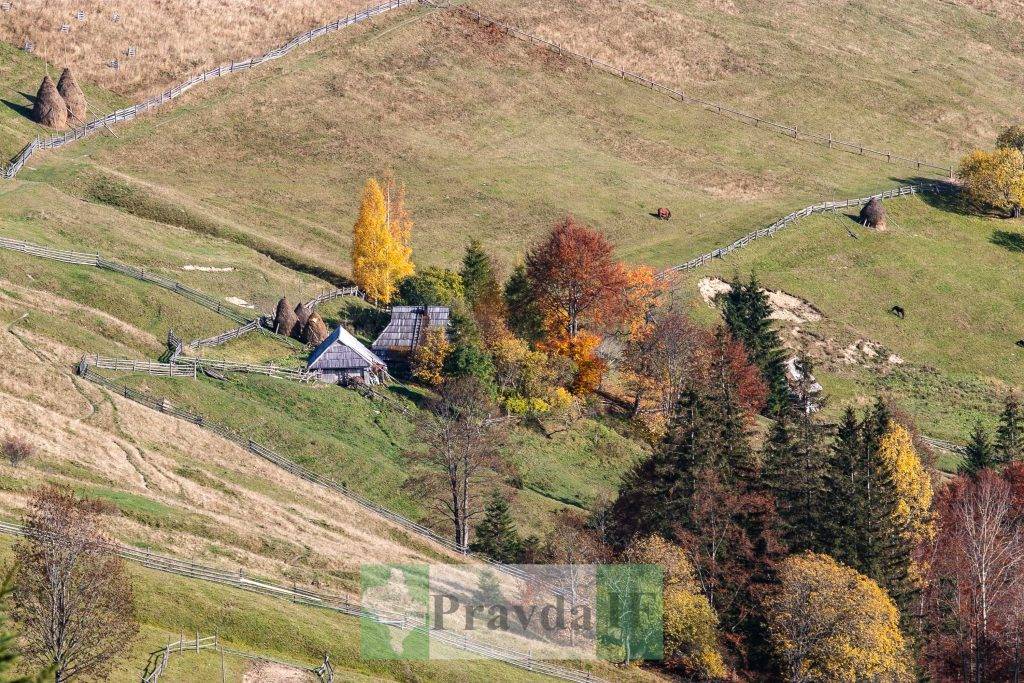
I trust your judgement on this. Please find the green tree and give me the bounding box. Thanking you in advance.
[996,125,1024,153]
[721,275,790,414]
[504,264,544,342]
[476,569,504,605]
[398,267,464,307]
[762,407,828,552]
[443,308,495,384]
[960,423,996,477]
[821,408,867,568]
[461,239,498,307]
[996,395,1024,464]
[470,491,522,563]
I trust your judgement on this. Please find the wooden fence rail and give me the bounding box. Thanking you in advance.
[306,286,363,310]
[82,354,314,381]
[657,183,949,276]
[1,0,412,179]
[0,520,605,682]
[435,1,954,177]
[0,234,256,324]
[187,318,265,350]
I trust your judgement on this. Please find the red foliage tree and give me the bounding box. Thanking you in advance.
[525,216,630,339]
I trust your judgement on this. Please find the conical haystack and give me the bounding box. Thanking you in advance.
[859,197,887,230]
[293,302,311,340]
[303,313,329,346]
[57,67,87,124]
[273,297,297,337]
[32,75,67,129]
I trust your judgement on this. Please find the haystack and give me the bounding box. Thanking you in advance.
[273,297,297,337]
[57,67,87,124]
[293,302,311,340]
[304,312,329,346]
[32,75,67,129]
[859,197,887,230]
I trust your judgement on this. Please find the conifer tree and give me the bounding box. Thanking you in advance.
[470,491,522,563]
[959,423,996,477]
[477,569,504,605]
[762,407,828,552]
[821,408,866,569]
[504,264,545,342]
[995,395,1024,464]
[461,239,498,307]
[721,275,790,414]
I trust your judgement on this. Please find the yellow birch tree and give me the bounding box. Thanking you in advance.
[878,421,934,545]
[351,177,416,303]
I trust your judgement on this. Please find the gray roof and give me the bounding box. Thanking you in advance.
[308,325,386,370]
[372,306,449,353]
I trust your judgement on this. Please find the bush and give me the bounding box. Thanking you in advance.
[3,437,34,467]
[398,267,465,307]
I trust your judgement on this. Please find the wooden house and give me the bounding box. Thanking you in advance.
[371,306,450,359]
[307,325,387,385]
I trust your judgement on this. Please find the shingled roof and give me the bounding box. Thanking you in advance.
[307,325,386,372]
[371,306,450,355]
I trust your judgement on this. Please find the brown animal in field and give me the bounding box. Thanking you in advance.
[656,207,671,220]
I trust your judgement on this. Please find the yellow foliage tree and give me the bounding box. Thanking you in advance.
[622,535,726,679]
[383,173,415,283]
[878,421,934,545]
[411,327,451,387]
[766,552,913,683]
[959,147,1024,217]
[351,178,415,303]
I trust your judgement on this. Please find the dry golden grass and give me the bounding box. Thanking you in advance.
[0,280,457,591]
[0,0,379,98]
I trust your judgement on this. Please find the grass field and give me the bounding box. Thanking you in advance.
[0,0,380,98]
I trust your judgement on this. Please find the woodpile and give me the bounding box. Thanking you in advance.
[57,67,87,123]
[32,75,67,129]
[859,197,887,230]
[273,297,297,337]
[304,312,329,346]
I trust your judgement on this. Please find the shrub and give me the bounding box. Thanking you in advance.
[3,437,34,467]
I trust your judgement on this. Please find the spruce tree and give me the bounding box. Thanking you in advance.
[821,407,866,569]
[959,423,996,477]
[461,238,497,307]
[504,264,545,342]
[721,275,790,414]
[477,569,504,605]
[762,407,828,553]
[470,491,522,563]
[996,395,1024,464]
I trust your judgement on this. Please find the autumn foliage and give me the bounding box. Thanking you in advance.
[351,177,415,303]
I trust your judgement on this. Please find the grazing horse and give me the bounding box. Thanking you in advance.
[1016,339,1024,349]
[890,305,905,319]
[656,207,672,220]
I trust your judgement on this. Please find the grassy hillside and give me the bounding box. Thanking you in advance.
[471,0,1024,162]
[18,8,927,276]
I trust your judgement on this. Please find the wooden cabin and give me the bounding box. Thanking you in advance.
[307,325,387,385]
[371,306,450,359]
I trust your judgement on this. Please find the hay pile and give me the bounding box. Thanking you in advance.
[292,303,311,340]
[32,75,67,129]
[273,297,297,337]
[304,312,329,346]
[57,68,87,123]
[859,197,887,230]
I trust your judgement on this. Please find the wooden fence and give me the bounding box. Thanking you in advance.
[0,235,257,324]
[658,183,948,275]
[435,1,954,177]
[1,0,413,180]
[81,354,314,382]
[186,318,266,350]
[0,524,604,682]
[306,286,364,309]
[140,633,330,683]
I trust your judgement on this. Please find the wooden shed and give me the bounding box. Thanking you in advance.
[307,325,387,385]
[371,306,450,358]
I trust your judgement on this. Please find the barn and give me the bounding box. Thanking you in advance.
[307,325,388,385]
[371,306,450,358]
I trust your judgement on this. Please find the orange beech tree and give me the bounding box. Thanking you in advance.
[524,216,662,392]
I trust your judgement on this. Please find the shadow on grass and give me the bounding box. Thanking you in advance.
[1,91,36,121]
[992,230,1024,253]
[890,176,967,214]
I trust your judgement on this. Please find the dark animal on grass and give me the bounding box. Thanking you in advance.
[890,305,905,319]
[1016,339,1024,349]
[656,207,672,220]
